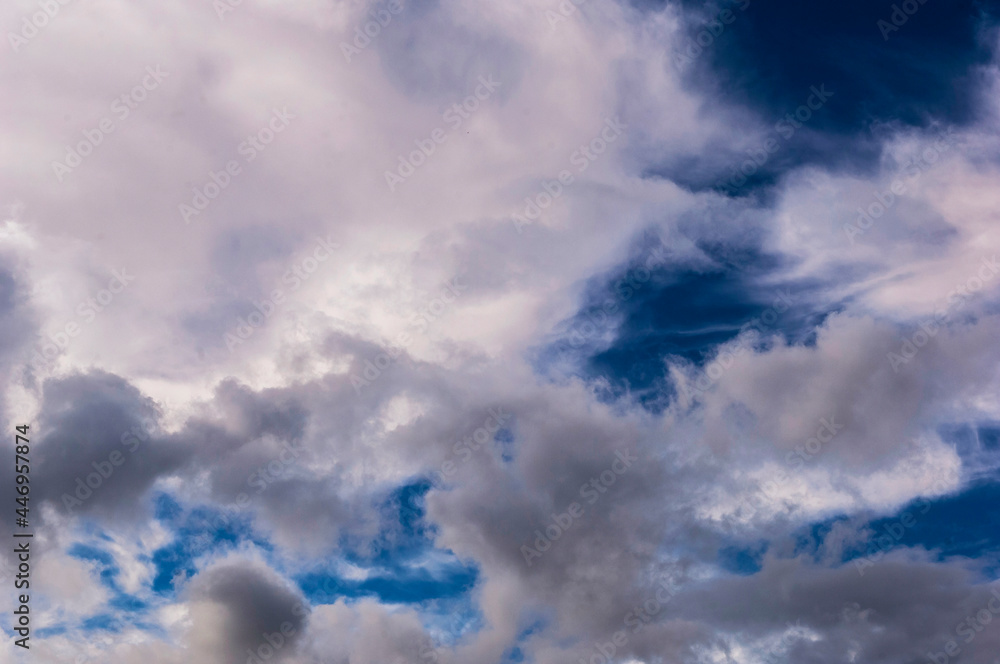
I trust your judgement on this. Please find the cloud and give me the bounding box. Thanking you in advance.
[3,0,1000,662]
[185,558,309,664]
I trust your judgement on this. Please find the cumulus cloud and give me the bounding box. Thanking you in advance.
[3,0,1000,663]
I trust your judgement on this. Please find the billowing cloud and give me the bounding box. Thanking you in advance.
[2,0,1000,663]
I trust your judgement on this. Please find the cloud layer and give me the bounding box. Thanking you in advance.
[3,1,1000,663]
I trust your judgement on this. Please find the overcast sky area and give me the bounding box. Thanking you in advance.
[3,0,1000,663]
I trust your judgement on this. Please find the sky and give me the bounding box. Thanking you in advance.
[2,0,1000,663]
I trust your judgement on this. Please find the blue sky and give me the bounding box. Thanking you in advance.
[3,1,1000,663]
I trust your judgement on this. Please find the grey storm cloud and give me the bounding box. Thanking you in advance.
[185,560,310,664]
[32,370,182,517]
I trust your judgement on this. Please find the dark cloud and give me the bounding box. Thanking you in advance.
[187,561,309,664]
[33,370,186,517]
